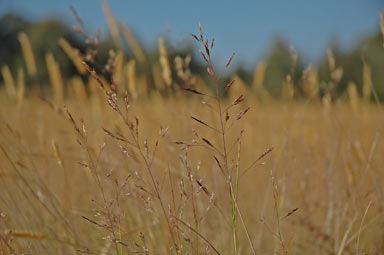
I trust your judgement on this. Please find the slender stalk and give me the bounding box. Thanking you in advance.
[232,143,241,255]
[356,201,372,254]
[270,170,287,254]
[202,35,254,254]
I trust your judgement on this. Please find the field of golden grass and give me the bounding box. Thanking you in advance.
[1,4,384,254]
[0,92,383,254]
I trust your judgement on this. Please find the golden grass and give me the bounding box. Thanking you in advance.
[113,50,124,94]
[126,59,137,97]
[18,32,37,77]
[45,52,64,105]
[16,67,25,106]
[58,38,86,75]
[1,10,384,255]
[0,96,383,254]
[302,65,320,101]
[252,61,266,90]
[1,65,16,98]
[158,37,172,88]
[152,63,166,91]
[70,76,87,101]
[120,22,146,64]
[102,0,122,48]
[348,81,360,111]
[362,61,373,102]
[8,231,46,240]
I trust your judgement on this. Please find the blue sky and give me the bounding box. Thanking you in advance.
[1,0,383,68]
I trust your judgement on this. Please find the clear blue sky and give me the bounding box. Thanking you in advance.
[1,0,383,68]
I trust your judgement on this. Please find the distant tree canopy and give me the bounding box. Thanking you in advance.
[0,14,28,69]
[263,38,303,96]
[1,12,384,100]
[260,34,384,100]
[0,13,87,85]
[318,34,384,100]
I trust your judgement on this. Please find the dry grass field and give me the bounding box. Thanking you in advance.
[0,5,384,255]
[1,91,383,254]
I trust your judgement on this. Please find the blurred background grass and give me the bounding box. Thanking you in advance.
[0,1,384,100]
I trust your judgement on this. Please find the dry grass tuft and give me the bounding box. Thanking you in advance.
[18,32,37,77]
[45,52,64,105]
[58,38,86,74]
[158,37,172,88]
